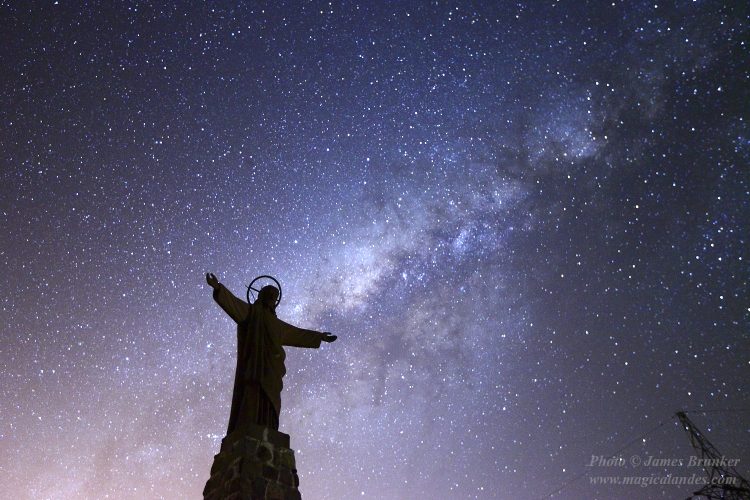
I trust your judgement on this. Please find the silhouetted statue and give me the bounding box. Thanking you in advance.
[206,273,336,433]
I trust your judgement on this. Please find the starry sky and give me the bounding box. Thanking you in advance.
[1,1,748,499]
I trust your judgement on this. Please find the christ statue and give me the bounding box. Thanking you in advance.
[206,272,337,433]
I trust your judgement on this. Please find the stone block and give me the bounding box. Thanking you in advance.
[262,464,279,481]
[226,456,243,480]
[275,448,296,470]
[243,436,260,456]
[256,443,273,463]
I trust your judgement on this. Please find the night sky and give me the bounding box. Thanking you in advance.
[1,1,748,499]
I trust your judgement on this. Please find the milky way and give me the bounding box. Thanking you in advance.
[1,2,748,499]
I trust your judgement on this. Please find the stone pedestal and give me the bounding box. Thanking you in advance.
[203,424,302,500]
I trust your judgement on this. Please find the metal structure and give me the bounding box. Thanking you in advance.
[676,411,750,499]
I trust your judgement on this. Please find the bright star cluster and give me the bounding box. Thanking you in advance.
[1,2,748,499]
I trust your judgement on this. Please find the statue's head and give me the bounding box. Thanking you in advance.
[257,285,279,313]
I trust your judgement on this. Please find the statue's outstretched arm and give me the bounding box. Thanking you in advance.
[206,273,250,323]
[278,320,336,348]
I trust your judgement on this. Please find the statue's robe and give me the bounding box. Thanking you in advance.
[213,284,324,433]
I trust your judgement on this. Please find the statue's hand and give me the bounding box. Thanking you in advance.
[321,333,337,343]
[206,272,220,289]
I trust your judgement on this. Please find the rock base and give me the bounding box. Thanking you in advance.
[203,424,302,500]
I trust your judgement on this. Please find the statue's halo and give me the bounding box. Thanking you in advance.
[247,275,282,306]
